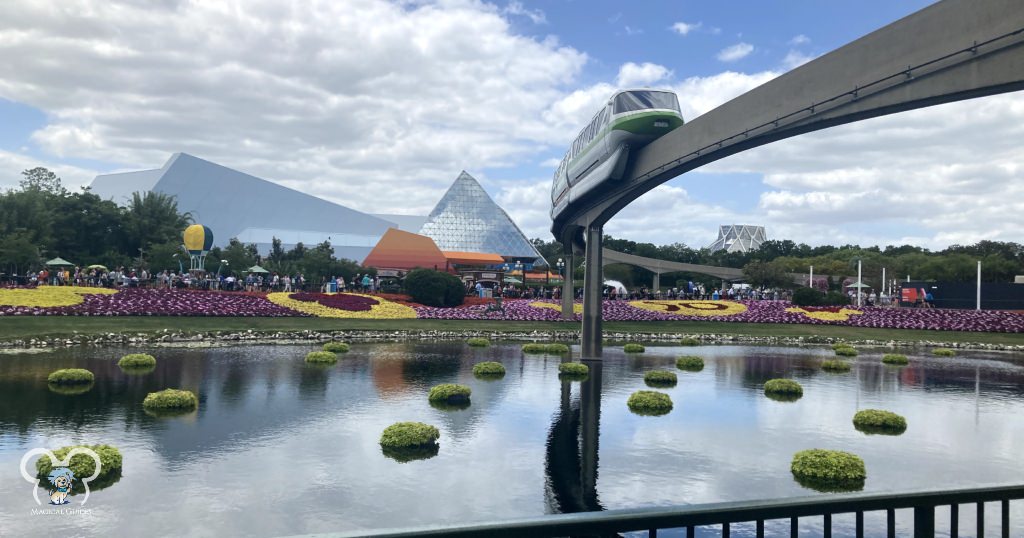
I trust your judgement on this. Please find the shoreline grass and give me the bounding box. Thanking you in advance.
[0,317,1021,346]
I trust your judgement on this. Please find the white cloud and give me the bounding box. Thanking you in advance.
[616,62,672,88]
[716,42,754,62]
[503,1,546,24]
[0,149,99,192]
[623,26,644,36]
[781,50,815,70]
[539,157,561,168]
[789,34,810,46]
[0,0,586,216]
[670,21,701,36]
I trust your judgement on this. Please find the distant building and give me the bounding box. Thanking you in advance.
[706,225,767,254]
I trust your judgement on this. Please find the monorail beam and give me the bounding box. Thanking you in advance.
[581,225,603,358]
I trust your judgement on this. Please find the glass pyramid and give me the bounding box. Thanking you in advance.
[418,171,543,261]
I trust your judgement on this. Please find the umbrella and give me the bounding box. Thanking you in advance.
[503,276,522,284]
[845,281,870,288]
[86,264,108,272]
[45,257,75,267]
[246,265,270,274]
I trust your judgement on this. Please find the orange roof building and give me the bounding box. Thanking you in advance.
[362,228,449,271]
[441,251,506,266]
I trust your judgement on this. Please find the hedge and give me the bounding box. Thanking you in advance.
[142,389,198,411]
[403,268,465,307]
[676,356,705,371]
[305,351,338,364]
[522,343,570,354]
[933,348,956,357]
[853,409,907,434]
[118,354,157,369]
[623,343,645,353]
[627,390,673,416]
[882,354,909,365]
[47,369,94,385]
[821,360,852,372]
[427,383,471,403]
[472,361,506,377]
[323,342,350,353]
[644,370,678,387]
[791,449,866,492]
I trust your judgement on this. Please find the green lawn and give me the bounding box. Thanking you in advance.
[1,317,1021,345]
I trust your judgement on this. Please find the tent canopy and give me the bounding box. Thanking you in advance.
[246,265,270,274]
[45,257,74,267]
[845,281,870,288]
[86,264,108,272]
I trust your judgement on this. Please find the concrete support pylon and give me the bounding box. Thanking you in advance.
[561,251,574,320]
[581,224,603,358]
[653,272,660,297]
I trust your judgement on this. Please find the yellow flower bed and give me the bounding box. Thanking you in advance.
[629,300,748,317]
[266,292,417,319]
[785,307,864,321]
[0,287,118,308]
[529,301,582,314]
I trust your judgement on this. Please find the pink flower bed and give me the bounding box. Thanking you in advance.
[0,288,304,317]
[289,292,379,312]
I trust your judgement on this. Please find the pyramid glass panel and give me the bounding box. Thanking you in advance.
[706,224,766,253]
[419,171,543,261]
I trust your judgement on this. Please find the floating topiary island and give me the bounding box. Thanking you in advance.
[675,356,705,372]
[881,354,909,365]
[834,347,858,357]
[791,449,866,492]
[322,342,350,353]
[427,383,471,404]
[764,379,803,401]
[35,444,123,493]
[933,348,956,357]
[379,422,442,463]
[627,390,673,416]
[305,350,338,364]
[522,343,570,354]
[143,388,198,413]
[821,359,852,372]
[118,354,157,369]
[852,409,907,435]
[472,361,506,378]
[623,343,646,353]
[558,362,589,377]
[47,369,94,385]
[644,370,678,387]
[679,337,700,346]
[466,338,490,347]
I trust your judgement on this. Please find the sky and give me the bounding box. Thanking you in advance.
[1,0,1021,250]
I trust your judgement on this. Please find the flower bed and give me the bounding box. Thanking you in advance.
[267,292,416,319]
[0,288,301,317]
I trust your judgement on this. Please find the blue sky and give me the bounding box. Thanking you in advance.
[0,0,1020,249]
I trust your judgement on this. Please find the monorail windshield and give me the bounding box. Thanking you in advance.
[613,91,680,114]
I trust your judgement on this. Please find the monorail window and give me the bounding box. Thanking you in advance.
[613,91,680,113]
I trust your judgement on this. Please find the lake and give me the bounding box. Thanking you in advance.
[1,342,1022,537]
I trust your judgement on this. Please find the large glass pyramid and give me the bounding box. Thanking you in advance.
[418,171,543,261]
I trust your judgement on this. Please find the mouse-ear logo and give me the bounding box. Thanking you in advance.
[19,448,102,506]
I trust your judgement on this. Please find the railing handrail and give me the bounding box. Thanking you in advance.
[301,483,1024,537]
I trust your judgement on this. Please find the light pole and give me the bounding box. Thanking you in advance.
[557,258,564,279]
[515,261,523,296]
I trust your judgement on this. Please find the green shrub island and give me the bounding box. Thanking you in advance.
[47,368,94,385]
[852,409,907,435]
[379,421,442,463]
[36,444,123,493]
[676,356,705,371]
[322,341,350,353]
[644,370,678,387]
[627,390,673,416]
[522,342,570,355]
[142,388,199,412]
[764,379,804,401]
[403,268,465,307]
[118,353,157,369]
[472,361,506,377]
[557,362,589,376]
[932,348,956,357]
[834,347,858,357]
[821,360,852,373]
[623,343,645,353]
[427,383,471,404]
[679,337,700,346]
[790,449,866,492]
[305,350,338,364]
[881,353,910,365]
[466,338,490,347]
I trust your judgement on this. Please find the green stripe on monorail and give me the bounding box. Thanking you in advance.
[567,111,683,170]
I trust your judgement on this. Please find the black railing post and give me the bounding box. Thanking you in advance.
[855,510,864,538]
[887,508,896,538]
[756,519,764,538]
[978,501,985,537]
[951,503,959,538]
[790,516,798,538]
[914,505,935,538]
[824,513,832,538]
[1002,498,1010,538]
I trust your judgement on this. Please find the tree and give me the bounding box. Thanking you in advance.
[742,260,792,289]
[0,230,40,275]
[122,191,192,255]
[19,167,64,194]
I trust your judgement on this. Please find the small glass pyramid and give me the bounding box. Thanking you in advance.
[418,171,543,261]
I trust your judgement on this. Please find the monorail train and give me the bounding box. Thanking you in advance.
[550,89,684,221]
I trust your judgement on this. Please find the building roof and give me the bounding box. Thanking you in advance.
[706,224,767,253]
[418,171,543,261]
[442,251,506,266]
[362,228,449,271]
[89,153,397,256]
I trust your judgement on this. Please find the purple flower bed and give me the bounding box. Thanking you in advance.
[289,292,379,312]
[0,289,305,317]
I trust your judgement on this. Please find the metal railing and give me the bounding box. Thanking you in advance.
[315,484,1024,538]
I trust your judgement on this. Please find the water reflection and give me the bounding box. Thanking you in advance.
[545,358,604,514]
